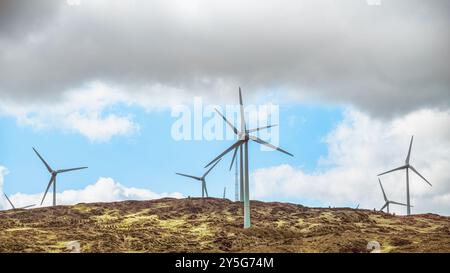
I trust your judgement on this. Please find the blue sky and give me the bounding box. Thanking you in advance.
[0,101,343,205]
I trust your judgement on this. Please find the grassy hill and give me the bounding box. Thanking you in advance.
[0,197,448,253]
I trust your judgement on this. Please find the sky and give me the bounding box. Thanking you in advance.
[0,0,449,215]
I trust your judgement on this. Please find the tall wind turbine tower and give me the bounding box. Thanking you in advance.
[234,154,238,202]
[207,87,293,228]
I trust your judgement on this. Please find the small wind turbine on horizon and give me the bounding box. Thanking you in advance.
[223,186,226,199]
[33,147,88,207]
[378,178,408,214]
[3,193,35,210]
[378,136,431,215]
[206,87,293,228]
[176,159,221,198]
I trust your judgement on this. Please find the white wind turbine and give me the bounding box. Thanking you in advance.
[33,147,88,206]
[176,159,221,198]
[206,87,293,228]
[378,178,408,213]
[378,136,431,215]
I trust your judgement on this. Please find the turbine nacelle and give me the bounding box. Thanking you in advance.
[208,107,290,170]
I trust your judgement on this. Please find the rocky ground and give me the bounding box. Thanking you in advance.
[0,197,448,253]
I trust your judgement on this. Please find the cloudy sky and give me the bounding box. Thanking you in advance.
[0,0,449,215]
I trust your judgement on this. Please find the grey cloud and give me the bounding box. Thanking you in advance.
[0,0,61,40]
[0,0,449,117]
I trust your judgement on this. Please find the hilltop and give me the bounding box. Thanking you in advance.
[0,198,448,252]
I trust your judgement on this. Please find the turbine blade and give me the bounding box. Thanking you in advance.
[409,165,432,186]
[378,165,406,176]
[205,140,244,168]
[249,135,294,157]
[3,193,15,209]
[229,147,238,171]
[57,167,88,173]
[390,201,408,207]
[239,87,243,105]
[175,173,201,181]
[380,203,387,211]
[40,176,55,205]
[203,158,221,178]
[20,204,35,209]
[215,108,239,135]
[378,178,388,202]
[246,124,278,133]
[33,147,53,173]
[405,135,414,164]
[239,87,246,132]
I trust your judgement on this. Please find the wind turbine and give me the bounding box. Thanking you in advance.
[33,147,88,207]
[3,193,35,210]
[378,178,408,213]
[213,90,283,203]
[176,159,221,198]
[206,87,293,228]
[223,187,226,199]
[378,136,431,215]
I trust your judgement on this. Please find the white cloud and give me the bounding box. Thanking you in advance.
[66,112,137,142]
[1,177,184,210]
[252,108,450,215]
[0,82,139,142]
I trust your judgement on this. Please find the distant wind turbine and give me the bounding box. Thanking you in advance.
[33,147,88,207]
[3,193,35,210]
[223,187,226,199]
[206,87,293,228]
[378,178,409,213]
[378,136,431,215]
[176,159,221,198]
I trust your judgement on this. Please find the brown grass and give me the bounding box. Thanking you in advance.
[0,198,448,253]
